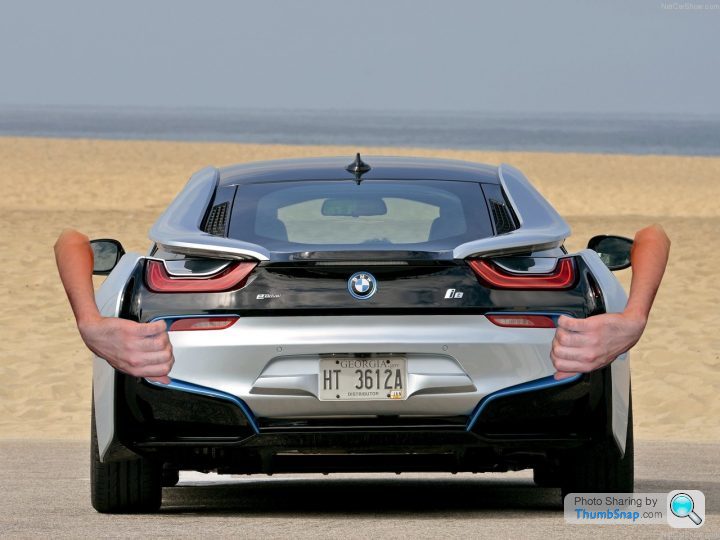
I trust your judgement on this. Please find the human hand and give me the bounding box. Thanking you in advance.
[550,312,647,380]
[78,317,174,384]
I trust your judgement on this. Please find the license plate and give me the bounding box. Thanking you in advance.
[318,356,407,401]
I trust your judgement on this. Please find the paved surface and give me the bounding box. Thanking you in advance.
[0,440,717,539]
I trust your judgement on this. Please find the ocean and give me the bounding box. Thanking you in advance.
[1,105,719,156]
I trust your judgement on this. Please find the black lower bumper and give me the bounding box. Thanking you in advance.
[111,368,611,474]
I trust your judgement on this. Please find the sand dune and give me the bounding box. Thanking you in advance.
[0,136,718,441]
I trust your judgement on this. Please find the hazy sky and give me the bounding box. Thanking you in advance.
[1,0,718,114]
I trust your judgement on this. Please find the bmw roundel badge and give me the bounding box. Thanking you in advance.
[348,272,377,300]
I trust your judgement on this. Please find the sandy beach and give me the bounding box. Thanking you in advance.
[0,136,718,441]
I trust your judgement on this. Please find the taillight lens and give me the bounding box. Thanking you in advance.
[486,314,556,328]
[168,316,238,331]
[468,258,575,290]
[146,260,257,293]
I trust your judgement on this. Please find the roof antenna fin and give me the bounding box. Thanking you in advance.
[346,153,371,184]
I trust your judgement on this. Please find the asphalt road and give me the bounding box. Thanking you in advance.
[0,440,717,539]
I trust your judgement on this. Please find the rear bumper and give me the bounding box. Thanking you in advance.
[157,314,569,418]
[111,367,612,473]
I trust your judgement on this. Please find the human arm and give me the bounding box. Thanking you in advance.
[551,224,671,380]
[54,229,174,383]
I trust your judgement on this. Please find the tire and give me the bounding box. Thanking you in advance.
[90,400,162,513]
[560,394,634,499]
[533,466,559,487]
[161,467,180,487]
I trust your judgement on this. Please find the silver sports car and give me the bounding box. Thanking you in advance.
[89,154,633,513]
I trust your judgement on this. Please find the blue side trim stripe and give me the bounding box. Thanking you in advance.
[465,373,582,431]
[146,377,260,434]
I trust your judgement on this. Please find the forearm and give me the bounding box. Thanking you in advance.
[624,224,671,322]
[551,224,670,378]
[54,230,174,382]
[54,229,101,327]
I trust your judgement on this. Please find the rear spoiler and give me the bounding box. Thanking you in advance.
[149,163,569,262]
[148,167,270,261]
[453,164,571,259]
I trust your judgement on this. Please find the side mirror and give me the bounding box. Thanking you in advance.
[90,239,125,275]
[587,235,633,271]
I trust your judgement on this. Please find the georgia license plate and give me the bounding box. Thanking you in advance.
[318,356,407,401]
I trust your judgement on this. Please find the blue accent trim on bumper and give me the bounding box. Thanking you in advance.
[147,378,260,434]
[465,373,582,432]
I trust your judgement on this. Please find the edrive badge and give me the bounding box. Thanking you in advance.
[348,271,377,300]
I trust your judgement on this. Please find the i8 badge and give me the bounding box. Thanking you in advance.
[348,272,377,300]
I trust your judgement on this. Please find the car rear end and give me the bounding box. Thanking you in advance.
[101,160,617,477]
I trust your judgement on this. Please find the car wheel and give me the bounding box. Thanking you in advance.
[90,400,162,513]
[560,393,634,499]
[533,466,559,487]
[161,467,180,487]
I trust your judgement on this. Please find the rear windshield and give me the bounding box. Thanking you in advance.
[228,180,493,252]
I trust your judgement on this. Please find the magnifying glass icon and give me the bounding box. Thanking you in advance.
[670,493,703,525]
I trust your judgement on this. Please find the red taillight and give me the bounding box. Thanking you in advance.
[486,314,556,328]
[468,258,575,290]
[168,316,238,331]
[146,260,257,293]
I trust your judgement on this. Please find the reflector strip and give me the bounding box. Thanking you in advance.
[486,314,556,328]
[146,260,256,293]
[469,258,575,289]
[168,316,239,331]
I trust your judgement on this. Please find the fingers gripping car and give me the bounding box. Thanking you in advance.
[90,155,633,512]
